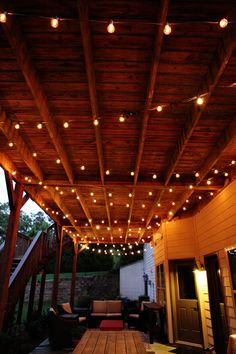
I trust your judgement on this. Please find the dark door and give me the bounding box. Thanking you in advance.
[205,255,228,354]
[174,260,202,344]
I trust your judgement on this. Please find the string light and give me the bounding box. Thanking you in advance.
[129,193,132,198]
[152,174,157,179]
[156,105,163,112]
[8,142,14,147]
[14,122,20,129]
[108,192,112,197]
[56,158,61,164]
[163,22,172,35]
[107,20,115,33]
[0,12,7,23]
[80,165,85,170]
[119,114,125,122]
[50,17,59,28]
[130,171,134,176]
[214,169,219,174]
[195,172,200,177]
[63,121,69,128]
[231,160,235,165]
[175,173,180,178]
[196,97,204,105]
[207,180,211,185]
[93,119,99,126]
[33,152,37,157]
[224,172,229,177]
[37,122,43,129]
[219,18,228,28]
[106,170,110,175]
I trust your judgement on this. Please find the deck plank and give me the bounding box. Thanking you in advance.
[133,332,147,354]
[73,330,147,354]
[105,331,116,354]
[124,331,137,354]
[94,332,108,354]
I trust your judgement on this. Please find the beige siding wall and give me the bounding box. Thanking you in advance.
[153,180,236,345]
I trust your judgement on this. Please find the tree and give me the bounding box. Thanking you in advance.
[0,202,51,241]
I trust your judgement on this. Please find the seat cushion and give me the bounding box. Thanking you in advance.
[91,312,107,317]
[106,300,122,313]
[93,301,107,313]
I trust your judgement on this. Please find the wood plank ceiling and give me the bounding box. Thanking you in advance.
[0,0,236,244]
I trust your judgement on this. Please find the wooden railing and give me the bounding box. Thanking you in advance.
[6,224,71,323]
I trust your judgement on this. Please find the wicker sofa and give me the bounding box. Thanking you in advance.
[89,300,123,327]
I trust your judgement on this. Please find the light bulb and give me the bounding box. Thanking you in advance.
[0,12,7,23]
[106,169,110,175]
[214,169,218,174]
[195,172,199,177]
[224,172,229,177]
[196,97,204,105]
[156,105,163,112]
[56,158,61,164]
[164,23,172,35]
[130,171,134,176]
[119,114,125,122]
[63,121,69,128]
[14,122,20,129]
[207,180,211,185]
[51,17,59,28]
[219,18,228,28]
[80,165,85,170]
[8,141,14,147]
[231,160,235,165]
[175,173,180,178]
[93,119,99,126]
[37,122,43,129]
[33,152,37,157]
[107,20,115,34]
[152,174,157,179]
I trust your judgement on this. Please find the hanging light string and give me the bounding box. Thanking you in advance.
[149,92,209,112]
[0,10,233,28]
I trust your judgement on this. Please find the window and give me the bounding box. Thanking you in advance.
[156,264,166,306]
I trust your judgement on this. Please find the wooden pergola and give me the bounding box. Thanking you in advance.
[0,0,236,331]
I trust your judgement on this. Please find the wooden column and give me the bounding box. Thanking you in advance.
[51,226,64,308]
[70,239,79,309]
[0,182,23,330]
[38,267,46,315]
[27,273,37,322]
[17,289,25,325]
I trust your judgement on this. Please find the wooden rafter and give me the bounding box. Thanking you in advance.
[125,0,170,242]
[168,119,236,219]
[36,180,222,191]
[0,109,44,181]
[163,27,236,185]
[78,0,112,234]
[2,16,74,184]
[2,15,101,239]
[139,27,236,238]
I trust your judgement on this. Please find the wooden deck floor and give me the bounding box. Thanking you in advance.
[72,330,148,354]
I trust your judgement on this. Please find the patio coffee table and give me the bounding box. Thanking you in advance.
[99,319,124,331]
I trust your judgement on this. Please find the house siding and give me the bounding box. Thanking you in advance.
[153,179,236,347]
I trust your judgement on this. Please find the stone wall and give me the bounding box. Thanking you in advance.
[24,272,120,306]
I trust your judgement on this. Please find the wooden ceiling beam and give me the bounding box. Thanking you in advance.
[2,16,74,184]
[0,151,62,224]
[168,119,236,219]
[34,180,222,191]
[163,27,236,185]
[0,109,44,181]
[78,0,112,233]
[2,15,101,235]
[125,0,169,241]
[140,27,236,237]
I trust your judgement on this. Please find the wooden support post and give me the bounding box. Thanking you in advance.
[70,239,79,309]
[17,289,25,325]
[38,267,46,316]
[0,182,23,331]
[51,226,64,308]
[27,273,37,322]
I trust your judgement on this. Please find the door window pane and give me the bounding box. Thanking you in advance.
[177,264,196,299]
